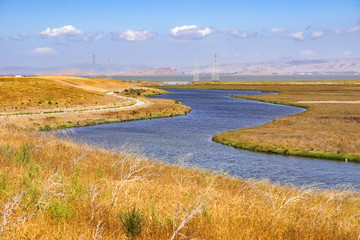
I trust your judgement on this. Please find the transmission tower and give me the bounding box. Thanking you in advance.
[107,57,111,78]
[91,54,96,77]
[211,53,219,81]
[193,60,199,82]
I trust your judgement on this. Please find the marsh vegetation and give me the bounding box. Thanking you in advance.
[0,77,359,239]
[171,81,360,162]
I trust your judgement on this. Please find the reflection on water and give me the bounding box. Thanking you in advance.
[60,89,360,189]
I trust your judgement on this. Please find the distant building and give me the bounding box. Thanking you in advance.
[14,75,23,78]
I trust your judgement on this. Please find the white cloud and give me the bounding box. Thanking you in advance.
[80,33,104,42]
[311,30,324,39]
[39,25,82,38]
[289,32,304,41]
[344,26,360,33]
[170,25,214,40]
[39,25,103,42]
[111,30,154,42]
[335,25,360,35]
[271,28,287,33]
[30,47,57,55]
[9,34,29,41]
[300,50,315,56]
[226,29,257,38]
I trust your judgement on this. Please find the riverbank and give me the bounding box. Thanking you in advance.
[1,121,360,239]
[169,81,360,162]
[1,77,359,239]
[0,76,191,130]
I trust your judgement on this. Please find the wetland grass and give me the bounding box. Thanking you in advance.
[173,81,360,162]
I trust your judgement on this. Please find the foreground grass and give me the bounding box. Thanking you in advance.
[171,81,360,162]
[0,122,359,239]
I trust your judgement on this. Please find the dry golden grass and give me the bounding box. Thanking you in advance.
[1,78,359,239]
[171,81,360,162]
[35,75,133,92]
[12,97,191,131]
[0,77,127,114]
[0,76,185,130]
[0,121,359,239]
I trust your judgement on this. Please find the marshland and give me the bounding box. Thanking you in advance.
[0,76,360,239]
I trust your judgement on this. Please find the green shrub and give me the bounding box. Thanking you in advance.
[120,205,144,239]
[70,166,84,199]
[49,200,75,222]
[12,143,32,165]
[40,125,52,131]
[0,170,10,197]
[95,164,107,179]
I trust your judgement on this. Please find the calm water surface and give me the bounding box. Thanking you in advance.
[62,89,360,189]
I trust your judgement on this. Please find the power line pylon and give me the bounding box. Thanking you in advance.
[193,60,200,82]
[92,54,96,77]
[211,53,219,81]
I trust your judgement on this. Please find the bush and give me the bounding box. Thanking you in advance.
[12,143,32,165]
[0,170,10,197]
[40,125,52,131]
[49,200,75,222]
[120,205,144,239]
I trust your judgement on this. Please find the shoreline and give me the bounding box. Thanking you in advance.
[168,81,360,163]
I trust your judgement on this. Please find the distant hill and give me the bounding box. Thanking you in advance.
[115,67,180,76]
[1,58,359,76]
[218,58,360,75]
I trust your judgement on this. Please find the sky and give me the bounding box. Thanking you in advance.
[0,0,360,69]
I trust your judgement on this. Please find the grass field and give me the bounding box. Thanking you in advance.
[169,81,360,162]
[0,76,189,130]
[0,121,359,239]
[0,77,359,239]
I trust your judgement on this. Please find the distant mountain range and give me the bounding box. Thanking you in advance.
[1,58,359,76]
[184,58,360,75]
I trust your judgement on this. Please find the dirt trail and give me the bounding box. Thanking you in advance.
[0,93,146,118]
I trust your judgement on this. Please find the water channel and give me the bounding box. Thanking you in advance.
[61,89,360,189]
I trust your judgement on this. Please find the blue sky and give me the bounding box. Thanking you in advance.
[1,0,359,68]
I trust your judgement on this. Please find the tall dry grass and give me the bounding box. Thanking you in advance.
[0,121,359,239]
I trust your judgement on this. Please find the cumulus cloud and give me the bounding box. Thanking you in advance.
[300,50,315,56]
[289,32,304,41]
[39,25,103,42]
[226,28,257,38]
[29,47,57,55]
[311,30,325,39]
[9,34,29,41]
[170,25,214,40]
[271,28,287,33]
[39,25,82,38]
[111,30,155,42]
